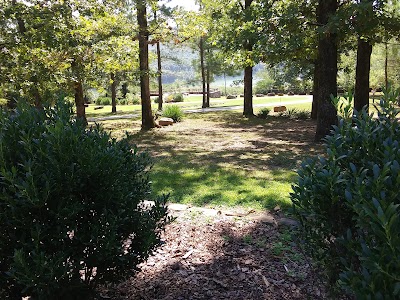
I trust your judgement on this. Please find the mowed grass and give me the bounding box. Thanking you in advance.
[86,95,312,118]
[97,109,322,211]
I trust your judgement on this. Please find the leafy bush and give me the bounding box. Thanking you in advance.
[172,93,184,102]
[126,93,141,105]
[118,98,127,105]
[257,107,270,119]
[0,102,169,299]
[162,105,184,122]
[277,108,311,119]
[254,79,274,95]
[165,93,184,103]
[291,88,400,298]
[296,110,311,120]
[95,96,111,105]
[285,107,298,118]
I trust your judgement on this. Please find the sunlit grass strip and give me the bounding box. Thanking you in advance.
[150,157,296,211]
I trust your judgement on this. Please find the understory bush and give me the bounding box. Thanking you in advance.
[162,105,184,122]
[165,93,184,103]
[0,102,169,299]
[291,88,400,298]
[95,96,111,105]
[257,107,270,119]
[279,108,311,119]
[126,93,141,105]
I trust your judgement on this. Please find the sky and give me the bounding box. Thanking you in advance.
[165,0,199,10]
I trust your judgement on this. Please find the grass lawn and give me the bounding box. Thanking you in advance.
[86,95,312,118]
[97,110,322,211]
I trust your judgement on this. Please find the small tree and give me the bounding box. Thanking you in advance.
[0,102,169,299]
[291,88,400,297]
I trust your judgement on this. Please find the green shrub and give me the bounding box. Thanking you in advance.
[0,102,169,299]
[278,108,311,119]
[257,107,270,119]
[172,93,184,102]
[98,96,111,105]
[118,98,127,105]
[286,107,298,118]
[291,88,400,298]
[165,93,184,103]
[162,105,184,122]
[126,93,141,105]
[296,109,311,120]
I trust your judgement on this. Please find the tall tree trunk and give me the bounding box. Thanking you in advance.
[200,37,207,108]
[111,72,117,113]
[157,41,163,111]
[354,38,372,112]
[74,81,87,125]
[121,83,128,99]
[206,66,210,107]
[243,66,253,117]
[137,0,156,130]
[385,41,388,90]
[311,61,319,120]
[224,73,227,96]
[315,0,338,141]
[154,10,163,111]
[243,0,254,117]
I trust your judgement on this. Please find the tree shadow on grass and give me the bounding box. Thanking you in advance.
[148,151,293,210]
[128,113,323,210]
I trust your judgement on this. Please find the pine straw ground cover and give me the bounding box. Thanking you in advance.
[94,111,330,299]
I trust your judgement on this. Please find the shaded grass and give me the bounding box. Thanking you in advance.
[150,154,297,210]
[113,111,323,211]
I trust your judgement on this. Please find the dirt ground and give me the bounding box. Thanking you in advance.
[99,206,328,300]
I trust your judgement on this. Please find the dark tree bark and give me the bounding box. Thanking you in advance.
[154,10,163,111]
[200,36,207,108]
[243,66,253,117]
[311,61,319,120]
[157,40,163,111]
[354,38,372,112]
[243,0,254,117]
[315,0,338,141]
[74,81,87,125]
[206,66,210,107]
[385,41,388,90]
[111,72,117,113]
[122,82,128,99]
[137,0,156,130]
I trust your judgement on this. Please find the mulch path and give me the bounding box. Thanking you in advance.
[100,206,328,300]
